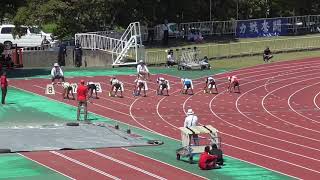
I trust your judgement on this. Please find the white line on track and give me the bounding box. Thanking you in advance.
[50,151,121,180]
[87,149,167,180]
[17,153,76,180]
[288,81,320,123]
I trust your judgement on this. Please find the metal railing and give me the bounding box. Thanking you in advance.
[75,33,126,53]
[145,35,320,65]
[112,22,143,65]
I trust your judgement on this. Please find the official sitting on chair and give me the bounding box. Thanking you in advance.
[51,63,65,84]
[157,77,169,96]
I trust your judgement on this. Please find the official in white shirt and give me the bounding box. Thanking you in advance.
[137,60,150,80]
[184,109,199,145]
[51,63,65,84]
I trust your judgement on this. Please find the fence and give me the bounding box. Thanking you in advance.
[145,35,320,65]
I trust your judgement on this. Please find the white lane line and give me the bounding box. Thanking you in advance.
[50,151,121,180]
[261,75,320,135]
[288,81,320,124]
[87,149,167,180]
[18,153,76,180]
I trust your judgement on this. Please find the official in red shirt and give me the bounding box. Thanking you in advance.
[199,146,218,170]
[1,72,8,105]
[77,80,88,121]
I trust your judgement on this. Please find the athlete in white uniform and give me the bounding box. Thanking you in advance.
[62,82,75,100]
[157,77,169,96]
[133,76,147,97]
[204,76,218,94]
[227,75,240,93]
[109,77,123,98]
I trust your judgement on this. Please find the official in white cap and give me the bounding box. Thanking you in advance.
[51,63,65,84]
[137,60,150,80]
[184,109,199,145]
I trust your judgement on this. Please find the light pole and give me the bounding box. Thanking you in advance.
[209,0,212,21]
[265,0,269,18]
[236,0,239,20]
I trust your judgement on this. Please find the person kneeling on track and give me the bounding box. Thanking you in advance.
[62,82,75,100]
[204,76,218,94]
[181,78,194,95]
[109,77,123,98]
[227,75,240,93]
[157,77,169,96]
[133,77,147,97]
[199,146,220,170]
[51,63,65,85]
[87,82,99,99]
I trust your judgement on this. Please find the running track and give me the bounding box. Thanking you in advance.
[10,58,320,179]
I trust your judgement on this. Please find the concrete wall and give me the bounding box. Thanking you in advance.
[22,48,112,68]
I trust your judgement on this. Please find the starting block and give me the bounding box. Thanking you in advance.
[45,84,55,95]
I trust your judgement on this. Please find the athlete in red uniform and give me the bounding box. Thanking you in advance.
[1,72,8,104]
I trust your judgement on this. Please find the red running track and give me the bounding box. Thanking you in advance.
[10,57,320,179]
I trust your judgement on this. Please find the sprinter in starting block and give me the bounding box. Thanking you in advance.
[157,77,170,96]
[62,82,75,100]
[204,77,218,94]
[181,78,194,95]
[227,75,240,93]
[87,82,99,99]
[109,77,124,98]
[133,76,147,97]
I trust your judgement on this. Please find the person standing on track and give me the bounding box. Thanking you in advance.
[77,80,88,122]
[137,60,150,80]
[1,71,8,105]
[184,109,199,145]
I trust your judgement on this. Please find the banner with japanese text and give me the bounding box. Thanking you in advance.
[236,18,288,38]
